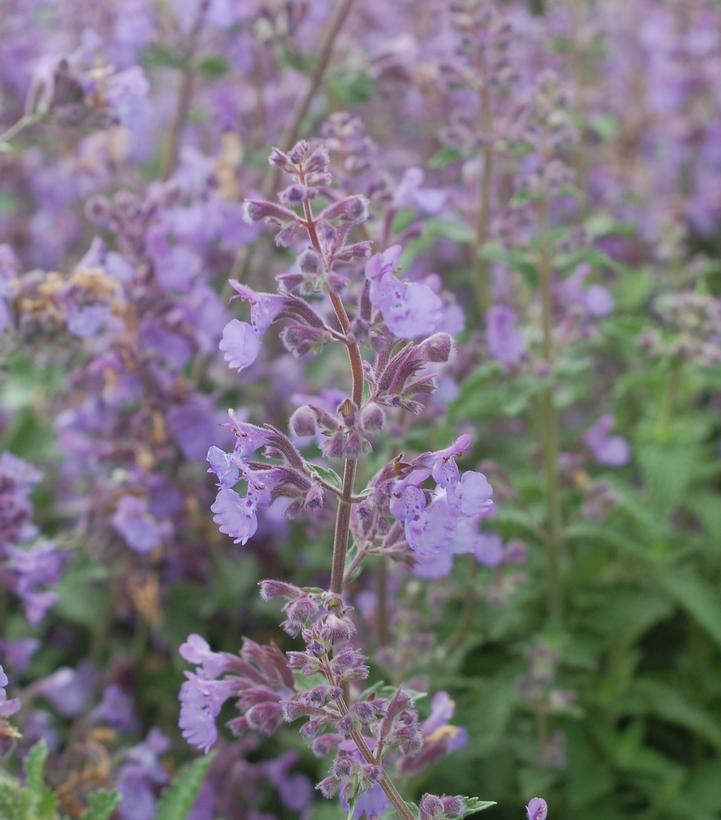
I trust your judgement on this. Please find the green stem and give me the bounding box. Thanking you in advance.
[473,72,494,315]
[538,194,563,623]
[658,358,682,437]
[0,114,39,146]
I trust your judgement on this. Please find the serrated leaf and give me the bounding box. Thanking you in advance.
[197,54,229,77]
[636,440,698,518]
[428,146,464,169]
[82,790,120,820]
[658,569,721,651]
[308,463,343,491]
[23,741,48,794]
[634,679,721,751]
[458,797,497,815]
[155,754,215,820]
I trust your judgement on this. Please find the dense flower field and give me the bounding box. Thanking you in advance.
[1,1,721,818]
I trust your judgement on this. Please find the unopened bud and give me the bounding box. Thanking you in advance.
[290,405,318,437]
[419,332,453,363]
[360,402,384,432]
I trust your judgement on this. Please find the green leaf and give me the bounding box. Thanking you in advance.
[428,146,464,169]
[634,679,721,751]
[82,790,121,820]
[588,113,620,141]
[22,741,56,819]
[197,54,229,78]
[564,522,655,566]
[155,754,216,820]
[636,440,698,517]
[458,796,497,815]
[142,44,186,70]
[0,774,32,819]
[657,568,721,651]
[23,741,48,794]
[308,463,343,492]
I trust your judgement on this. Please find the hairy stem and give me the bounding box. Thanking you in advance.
[269,0,357,193]
[301,196,363,595]
[538,193,563,623]
[231,0,356,280]
[473,73,494,315]
[162,0,208,180]
[376,556,390,646]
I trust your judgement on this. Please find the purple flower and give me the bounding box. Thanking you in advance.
[585,284,614,317]
[219,319,261,372]
[404,498,457,559]
[392,168,446,214]
[91,685,137,732]
[117,729,170,820]
[112,495,162,554]
[0,665,21,720]
[206,446,240,488]
[210,488,258,545]
[527,797,548,820]
[179,672,238,753]
[426,434,471,488]
[365,247,443,339]
[486,306,525,368]
[449,471,494,517]
[474,533,505,567]
[167,397,227,461]
[37,664,96,717]
[584,415,631,467]
[179,634,232,679]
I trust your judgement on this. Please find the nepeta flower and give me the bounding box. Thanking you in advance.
[0,664,21,750]
[486,305,525,368]
[584,415,631,467]
[365,246,443,339]
[179,673,239,754]
[526,796,548,820]
[219,319,261,372]
[112,495,162,554]
[210,487,259,546]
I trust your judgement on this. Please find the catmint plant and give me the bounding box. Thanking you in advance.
[178,139,497,818]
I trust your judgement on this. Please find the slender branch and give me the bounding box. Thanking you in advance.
[231,0,356,280]
[376,556,390,646]
[537,175,563,623]
[162,0,209,180]
[299,190,364,596]
[296,168,412,820]
[270,0,357,193]
[473,67,494,315]
[0,113,39,146]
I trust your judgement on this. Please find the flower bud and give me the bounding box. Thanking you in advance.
[304,484,324,510]
[419,794,444,818]
[360,402,384,432]
[442,796,466,816]
[298,249,322,274]
[305,145,330,174]
[332,755,354,777]
[258,579,303,601]
[316,775,340,798]
[290,405,318,438]
[243,199,296,224]
[268,147,290,167]
[279,184,316,207]
[319,195,369,225]
[288,140,310,164]
[245,702,283,734]
[419,332,453,363]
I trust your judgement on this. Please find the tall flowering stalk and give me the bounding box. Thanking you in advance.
[178,139,496,818]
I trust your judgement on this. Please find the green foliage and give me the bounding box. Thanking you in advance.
[155,753,216,820]
[81,790,121,820]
